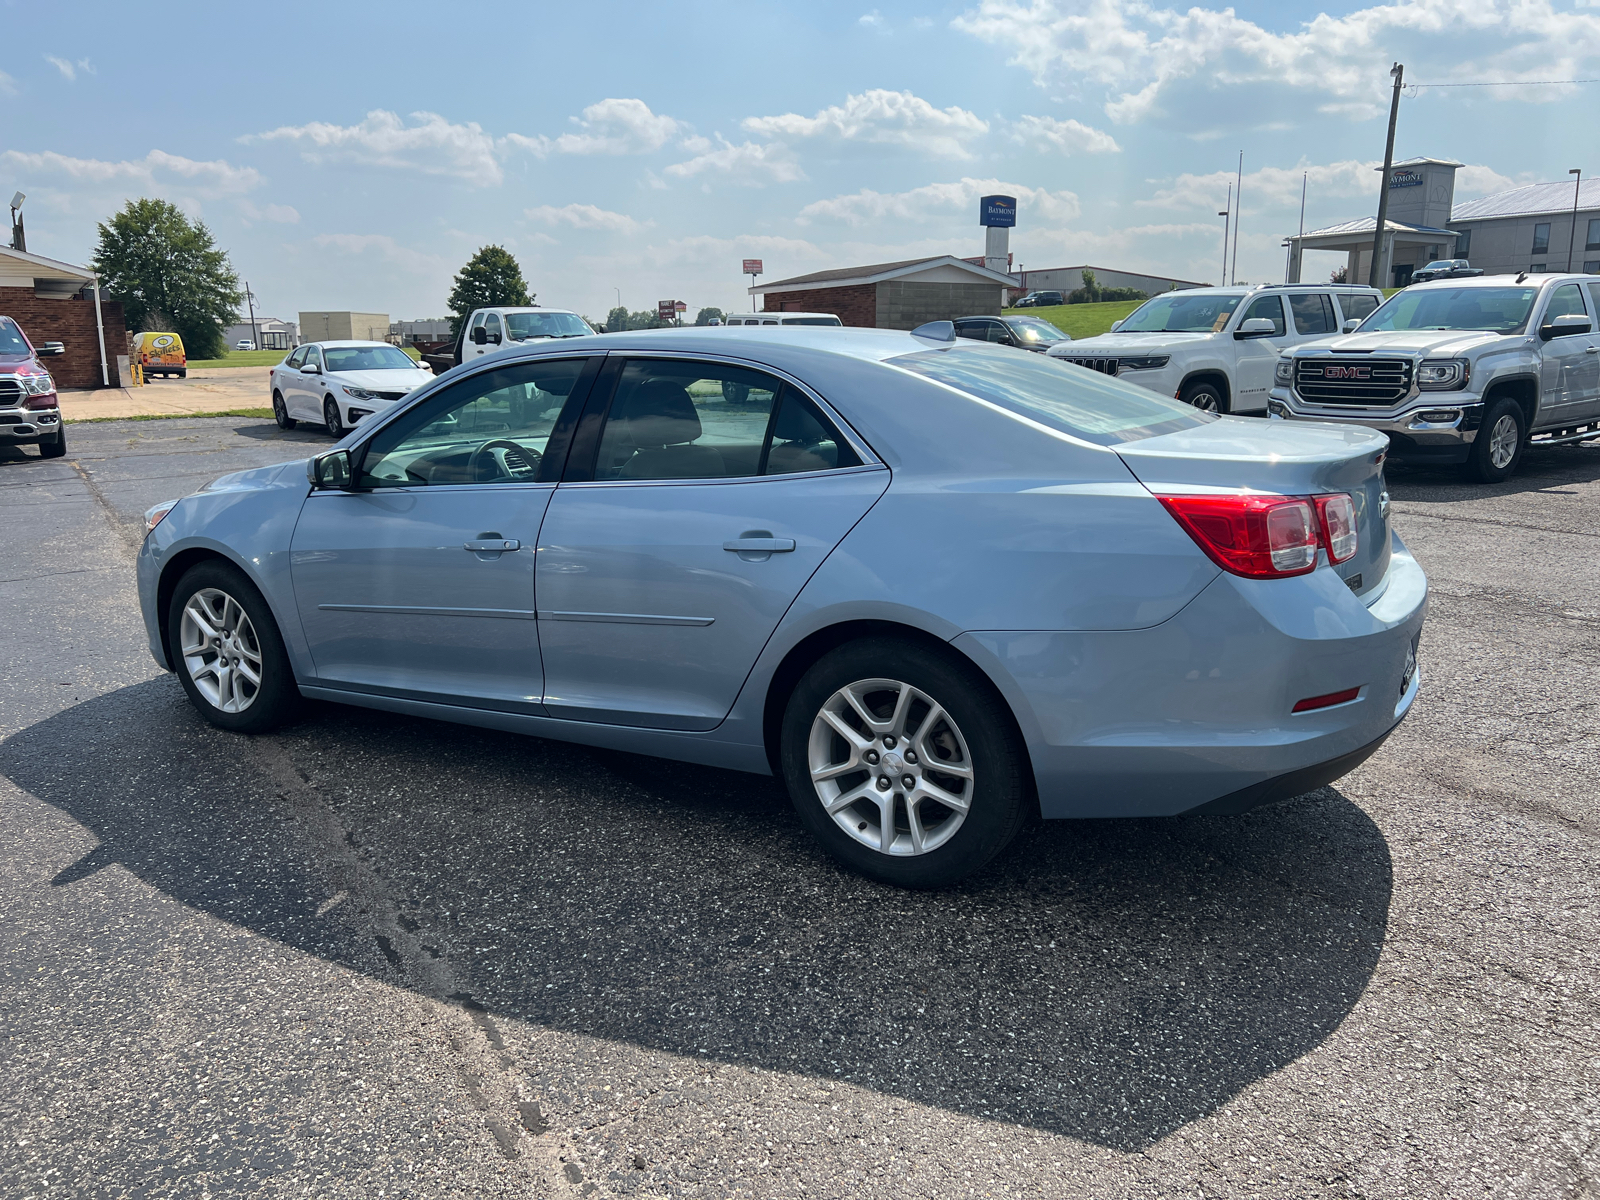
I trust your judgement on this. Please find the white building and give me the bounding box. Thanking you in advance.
[1286,157,1600,287]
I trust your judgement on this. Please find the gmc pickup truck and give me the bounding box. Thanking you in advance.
[0,315,66,459]
[1269,273,1600,482]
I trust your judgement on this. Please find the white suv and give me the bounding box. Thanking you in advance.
[1047,284,1383,414]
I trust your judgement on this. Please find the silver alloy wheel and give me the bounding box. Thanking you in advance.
[1488,413,1519,469]
[1186,388,1220,412]
[273,392,287,423]
[807,677,975,856]
[179,587,264,713]
[324,399,343,438]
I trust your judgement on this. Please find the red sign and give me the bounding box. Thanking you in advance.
[674,300,687,313]
[742,259,763,275]
[657,300,676,321]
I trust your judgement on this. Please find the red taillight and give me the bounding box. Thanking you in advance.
[1157,491,1359,579]
[1316,494,1357,563]
[1292,687,1361,713]
[1156,494,1319,578]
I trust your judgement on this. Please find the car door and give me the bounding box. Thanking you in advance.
[276,346,306,412]
[1231,293,1291,412]
[292,345,326,420]
[535,355,889,731]
[289,355,601,711]
[464,312,489,361]
[953,319,986,343]
[1538,284,1600,426]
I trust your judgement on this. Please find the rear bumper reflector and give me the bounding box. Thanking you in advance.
[1292,687,1361,713]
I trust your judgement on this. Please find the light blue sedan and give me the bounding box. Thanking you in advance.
[138,325,1426,887]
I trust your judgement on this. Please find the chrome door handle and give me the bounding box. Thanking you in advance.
[464,539,521,552]
[723,537,795,553]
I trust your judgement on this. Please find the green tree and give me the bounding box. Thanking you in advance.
[605,305,629,333]
[694,306,725,326]
[92,198,242,360]
[446,246,531,335]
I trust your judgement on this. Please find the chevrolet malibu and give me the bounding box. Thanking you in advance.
[139,326,1426,887]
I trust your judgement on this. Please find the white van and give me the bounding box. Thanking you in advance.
[724,312,843,327]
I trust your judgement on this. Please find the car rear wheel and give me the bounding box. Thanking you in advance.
[323,397,345,439]
[38,426,66,459]
[167,560,299,733]
[1465,398,1524,483]
[272,390,297,430]
[1180,379,1228,413]
[780,637,1031,888]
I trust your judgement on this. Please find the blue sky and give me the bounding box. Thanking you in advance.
[4,0,1597,324]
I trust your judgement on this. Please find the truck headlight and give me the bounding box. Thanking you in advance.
[1417,359,1468,390]
[1118,355,1170,371]
[20,372,55,396]
[1274,358,1294,385]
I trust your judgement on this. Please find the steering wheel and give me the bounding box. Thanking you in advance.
[468,439,541,482]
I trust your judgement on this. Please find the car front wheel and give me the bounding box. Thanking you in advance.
[1180,379,1228,413]
[272,390,297,430]
[323,397,345,439]
[167,560,299,733]
[780,637,1031,887]
[1465,398,1524,483]
[38,426,66,459]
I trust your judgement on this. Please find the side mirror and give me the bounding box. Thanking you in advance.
[37,341,65,357]
[1110,320,1123,333]
[300,363,320,375]
[1342,318,1362,333]
[307,448,353,490]
[1235,317,1277,339]
[471,326,488,345]
[1542,313,1592,340]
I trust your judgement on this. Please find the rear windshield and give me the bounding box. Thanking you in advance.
[1359,286,1538,334]
[1120,292,1243,333]
[887,345,1209,446]
[323,344,418,372]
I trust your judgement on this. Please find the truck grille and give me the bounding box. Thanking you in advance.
[0,378,23,404]
[1058,357,1120,376]
[1294,358,1412,406]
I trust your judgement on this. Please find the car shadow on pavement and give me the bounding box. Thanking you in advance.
[1387,441,1600,501]
[2,678,1393,1154]
[228,422,330,444]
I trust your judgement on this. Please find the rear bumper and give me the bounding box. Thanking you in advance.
[957,532,1427,819]
[0,403,60,442]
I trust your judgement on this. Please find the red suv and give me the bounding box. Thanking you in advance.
[0,316,66,459]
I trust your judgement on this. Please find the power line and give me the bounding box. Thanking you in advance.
[1407,78,1600,91]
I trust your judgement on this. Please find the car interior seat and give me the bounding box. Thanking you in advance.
[610,379,726,479]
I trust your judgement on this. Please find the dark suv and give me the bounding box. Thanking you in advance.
[1014,290,1065,308]
[0,316,66,459]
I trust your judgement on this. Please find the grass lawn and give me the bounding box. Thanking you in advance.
[188,346,421,370]
[71,408,275,424]
[1002,299,1146,340]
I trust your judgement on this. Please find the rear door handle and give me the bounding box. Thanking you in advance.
[723,537,795,553]
[464,539,521,552]
[1586,346,1599,353]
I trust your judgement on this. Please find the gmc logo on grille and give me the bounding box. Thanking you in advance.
[1322,365,1371,380]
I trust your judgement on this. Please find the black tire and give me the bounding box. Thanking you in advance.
[272,389,297,430]
[323,397,345,439]
[166,559,299,733]
[780,637,1031,888]
[1180,379,1228,413]
[1465,397,1525,483]
[721,380,751,405]
[177,369,187,378]
[38,426,66,459]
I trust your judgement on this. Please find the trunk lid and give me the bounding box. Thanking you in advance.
[1114,415,1392,598]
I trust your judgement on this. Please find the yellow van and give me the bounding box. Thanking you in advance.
[132,331,187,378]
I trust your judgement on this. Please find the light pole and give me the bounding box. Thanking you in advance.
[1218,183,1231,286]
[1231,151,1243,286]
[1567,168,1583,273]
[8,191,24,253]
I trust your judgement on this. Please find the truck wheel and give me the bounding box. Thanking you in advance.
[1180,379,1228,413]
[780,637,1031,888]
[1465,398,1524,483]
[38,426,66,459]
[272,390,297,430]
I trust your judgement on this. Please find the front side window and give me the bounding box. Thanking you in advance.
[356,358,590,487]
[591,359,860,481]
[1532,223,1551,255]
[1359,286,1538,334]
[284,346,307,368]
[484,314,503,344]
[1543,284,1588,325]
[323,344,416,372]
[305,346,324,371]
[1238,294,1287,336]
[1289,293,1335,335]
[888,345,1207,447]
[1120,292,1243,333]
[1338,293,1379,322]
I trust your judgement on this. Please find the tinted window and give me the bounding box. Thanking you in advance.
[1239,294,1287,336]
[1289,293,1334,335]
[323,344,416,371]
[1339,293,1379,322]
[764,391,861,475]
[1545,284,1588,324]
[779,316,842,326]
[1360,286,1538,334]
[356,359,589,487]
[484,314,503,342]
[1121,292,1243,333]
[887,345,1207,447]
[954,321,986,342]
[284,346,306,367]
[595,360,782,480]
[1588,219,1600,252]
[1587,283,1600,313]
[1532,224,1551,255]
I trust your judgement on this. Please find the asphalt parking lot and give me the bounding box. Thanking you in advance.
[2,416,1597,1199]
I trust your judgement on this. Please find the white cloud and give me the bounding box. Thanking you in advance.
[525,203,644,233]
[506,98,684,157]
[1139,159,1519,212]
[664,137,804,185]
[238,200,300,224]
[742,89,990,159]
[1011,114,1120,155]
[1454,164,1521,197]
[249,110,501,186]
[860,10,888,31]
[0,71,15,96]
[799,178,1081,226]
[952,0,1600,125]
[1,148,262,196]
[45,55,75,80]
[312,233,446,274]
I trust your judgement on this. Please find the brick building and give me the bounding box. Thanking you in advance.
[0,247,124,389]
[750,256,1016,329]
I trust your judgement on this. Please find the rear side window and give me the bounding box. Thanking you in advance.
[888,345,1207,447]
[1339,293,1379,322]
[1289,293,1336,335]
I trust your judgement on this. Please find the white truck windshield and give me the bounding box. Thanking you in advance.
[505,312,591,340]
[1359,287,1538,335]
[1120,293,1243,334]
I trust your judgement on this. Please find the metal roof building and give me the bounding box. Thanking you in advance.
[1286,158,1600,286]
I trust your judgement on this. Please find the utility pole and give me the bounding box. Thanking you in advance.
[1218,184,1231,286]
[244,283,259,352]
[1231,152,1243,285]
[8,191,25,253]
[1567,168,1583,273]
[1368,62,1404,289]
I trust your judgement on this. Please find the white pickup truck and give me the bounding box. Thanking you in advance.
[1270,273,1600,482]
[1047,283,1383,414]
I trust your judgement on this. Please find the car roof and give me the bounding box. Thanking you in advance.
[485,325,952,367]
[1407,273,1587,289]
[304,340,400,349]
[482,306,579,315]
